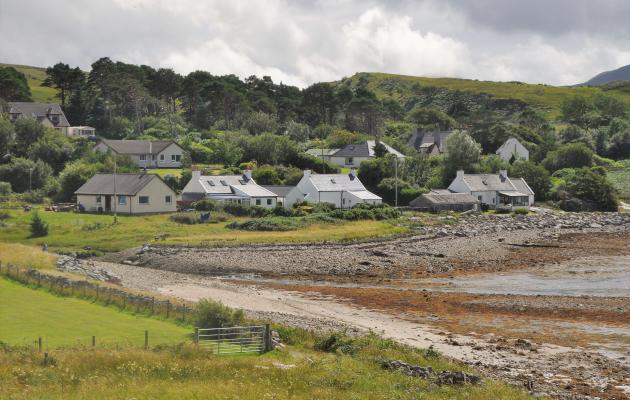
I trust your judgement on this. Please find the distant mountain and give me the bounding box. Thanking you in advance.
[581,64,630,86]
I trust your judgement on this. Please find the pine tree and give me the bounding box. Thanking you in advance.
[29,212,49,238]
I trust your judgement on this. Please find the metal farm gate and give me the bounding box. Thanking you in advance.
[194,325,271,355]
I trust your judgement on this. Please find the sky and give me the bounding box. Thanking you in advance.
[1,0,630,88]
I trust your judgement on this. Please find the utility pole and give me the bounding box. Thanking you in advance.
[394,156,398,208]
[113,154,118,224]
[28,168,33,192]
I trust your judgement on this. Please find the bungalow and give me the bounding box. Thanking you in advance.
[410,192,480,212]
[305,148,339,162]
[262,185,305,209]
[8,102,70,135]
[328,140,405,168]
[496,138,529,161]
[75,173,176,214]
[182,170,278,208]
[95,139,184,168]
[447,170,534,210]
[407,130,455,155]
[296,170,381,209]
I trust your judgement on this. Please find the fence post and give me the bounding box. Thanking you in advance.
[123,294,126,309]
[264,324,272,353]
[151,297,155,314]
[194,327,199,346]
[92,335,96,347]
[182,305,187,322]
[38,337,42,352]
[166,300,170,318]
[95,285,99,301]
[144,330,149,350]
[108,288,112,304]
[37,272,41,287]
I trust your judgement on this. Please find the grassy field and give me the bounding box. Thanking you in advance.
[147,168,184,178]
[0,242,57,270]
[0,63,59,103]
[347,72,630,117]
[0,278,190,348]
[0,209,409,253]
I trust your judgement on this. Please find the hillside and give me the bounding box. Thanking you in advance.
[582,64,630,86]
[0,63,58,103]
[340,72,630,118]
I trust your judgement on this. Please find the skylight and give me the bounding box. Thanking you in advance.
[207,180,215,186]
[220,180,228,186]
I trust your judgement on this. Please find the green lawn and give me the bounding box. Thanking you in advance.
[0,209,408,253]
[608,159,630,201]
[147,168,183,178]
[1,63,59,103]
[0,278,189,348]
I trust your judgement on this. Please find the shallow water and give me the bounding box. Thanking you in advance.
[429,255,630,297]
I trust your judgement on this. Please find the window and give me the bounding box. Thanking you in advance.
[346,157,354,165]
[165,195,172,204]
[171,154,181,162]
[477,195,482,201]
[256,199,261,206]
[96,195,102,203]
[139,196,149,204]
[118,195,127,205]
[140,155,146,161]
[151,155,156,161]
[160,154,165,161]
[267,199,272,205]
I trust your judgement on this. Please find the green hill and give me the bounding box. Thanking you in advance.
[0,63,59,103]
[340,72,630,118]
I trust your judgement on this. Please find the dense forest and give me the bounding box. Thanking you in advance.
[0,58,629,211]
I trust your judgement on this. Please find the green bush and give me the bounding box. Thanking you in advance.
[314,333,367,355]
[270,206,306,217]
[192,199,217,211]
[222,202,270,218]
[0,181,11,195]
[312,202,336,213]
[0,210,10,220]
[513,208,529,215]
[169,212,228,225]
[29,212,48,238]
[227,217,303,231]
[194,299,245,329]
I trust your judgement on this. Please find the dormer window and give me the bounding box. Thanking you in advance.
[238,179,246,185]
[220,180,228,186]
[207,180,215,186]
[50,115,59,124]
[330,179,336,184]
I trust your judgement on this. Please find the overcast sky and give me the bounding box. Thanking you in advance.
[1,0,629,87]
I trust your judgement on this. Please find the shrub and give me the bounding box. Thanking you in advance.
[314,333,366,355]
[222,202,270,218]
[513,208,529,215]
[193,199,217,211]
[270,206,305,217]
[226,217,303,231]
[169,212,228,224]
[194,299,245,329]
[0,210,9,220]
[29,212,48,238]
[312,202,335,213]
[0,181,11,195]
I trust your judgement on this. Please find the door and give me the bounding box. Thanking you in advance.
[105,195,112,211]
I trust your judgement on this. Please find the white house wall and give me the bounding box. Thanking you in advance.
[77,178,176,214]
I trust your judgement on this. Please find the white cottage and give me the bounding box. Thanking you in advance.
[182,170,278,208]
[496,138,529,161]
[75,173,177,214]
[296,170,381,209]
[95,139,184,169]
[448,170,534,210]
[262,186,305,209]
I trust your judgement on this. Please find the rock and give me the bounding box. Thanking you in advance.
[436,371,481,385]
[381,359,433,378]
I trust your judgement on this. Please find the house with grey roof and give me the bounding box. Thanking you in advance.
[447,170,534,210]
[296,170,381,209]
[182,170,278,208]
[305,148,339,162]
[8,102,71,135]
[262,185,305,209]
[328,140,405,168]
[74,173,176,214]
[496,137,529,161]
[407,129,456,155]
[95,139,184,169]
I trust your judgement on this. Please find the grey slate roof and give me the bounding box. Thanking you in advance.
[308,173,367,192]
[74,173,168,195]
[408,130,454,153]
[511,178,534,195]
[416,193,480,205]
[306,148,339,157]
[262,185,297,197]
[332,141,405,158]
[100,139,180,155]
[462,174,517,192]
[8,102,70,127]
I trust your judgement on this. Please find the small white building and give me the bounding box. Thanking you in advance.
[328,141,405,168]
[262,185,305,209]
[75,173,177,214]
[496,138,529,162]
[68,126,96,137]
[182,170,278,208]
[95,139,184,169]
[448,170,534,210]
[296,170,381,209]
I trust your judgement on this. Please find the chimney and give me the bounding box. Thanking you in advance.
[349,168,357,180]
[244,169,252,180]
[303,169,311,178]
[456,170,465,179]
[192,170,201,180]
[499,169,508,181]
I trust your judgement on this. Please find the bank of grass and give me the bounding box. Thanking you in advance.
[0,63,59,103]
[0,278,189,348]
[0,242,57,270]
[147,168,184,178]
[0,209,409,253]
[607,159,630,201]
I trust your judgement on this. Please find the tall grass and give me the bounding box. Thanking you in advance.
[0,242,56,270]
